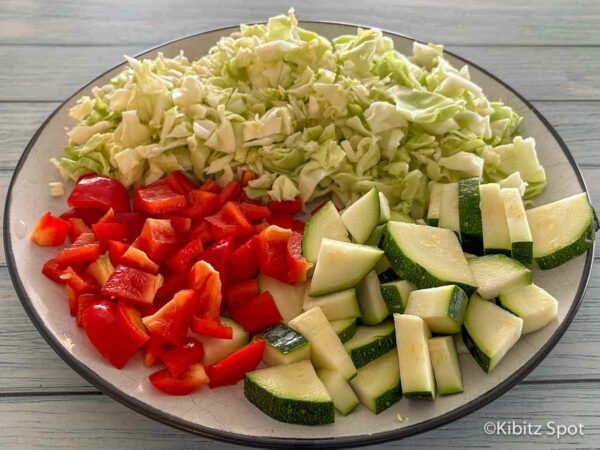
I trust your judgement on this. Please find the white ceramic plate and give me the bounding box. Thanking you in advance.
[4,22,596,448]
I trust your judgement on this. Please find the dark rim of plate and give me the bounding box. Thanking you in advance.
[3,20,596,449]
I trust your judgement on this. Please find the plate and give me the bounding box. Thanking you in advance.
[4,21,595,448]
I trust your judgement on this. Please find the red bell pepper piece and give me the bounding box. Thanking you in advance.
[107,240,129,266]
[92,222,127,248]
[68,175,130,213]
[67,218,91,242]
[31,212,71,247]
[149,362,209,395]
[198,238,233,287]
[60,266,100,295]
[257,225,292,282]
[215,181,242,209]
[191,317,233,339]
[120,246,160,274]
[115,212,147,244]
[117,300,151,346]
[142,289,198,346]
[134,183,186,215]
[102,265,162,306]
[206,202,254,239]
[166,239,203,273]
[171,171,197,194]
[292,220,305,233]
[239,203,270,222]
[60,208,106,226]
[155,271,188,301]
[55,232,102,265]
[181,190,218,219]
[66,284,78,316]
[137,219,177,261]
[189,219,214,245]
[225,279,259,311]
[205,340,265,388]
[240,170,257,187]
[254,222,270,234]
[268,198,302,214]
[199,180,221,194]
[188,261,222,321]
[229,291,283,334]
[286,232,313,283]
[81,300,146,369]
[269,212,294,229]
[77,293,105,327]
[42,258,67,283]
[96,208,116,224]
[160,337,205,376]
[143,335,167,367]
[160,215,192,245]
[227,236,259,283]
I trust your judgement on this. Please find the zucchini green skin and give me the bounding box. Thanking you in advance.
[512,241,533,265]
[347,331,396,369]
[458,177,483,254]
[447,286,469,327]
[244,375,335,425]
[404,391,435,400]
[484,248,512,257]
[426,218,439,227]
[382,227,477,297]
[380,284,404,314]
[461,326,491,373]
[535,216,599,270]
[374,382,402,414]
[334,320,358,343]
[256,324,308,354]
[378,268,398,283]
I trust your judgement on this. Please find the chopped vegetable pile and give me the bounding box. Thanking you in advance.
[53,9,545,219]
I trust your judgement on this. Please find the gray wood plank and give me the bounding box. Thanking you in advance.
[3,44,600,101]
[1,0,599,46]
[0,383,597,449]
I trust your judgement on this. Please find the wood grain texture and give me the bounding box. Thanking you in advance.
[1,0,599,46]
[0,383,598,449]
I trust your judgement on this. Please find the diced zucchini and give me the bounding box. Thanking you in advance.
[356,271,389,325]
[341,187,381,244]
[309,239,383,296]
[526,192,599,270]
[316,369,360,416]
[394,314,436,399]
[302,201,350,264]
[375,255,390,274]
[497,284,558,334]
[454,333,469,355]
[256,324,310,366]
[501,188,533,264]
[438,182,460,236]
[378,192,391,224]
[344,320,396,368]
[380,280,416,314]
[383,222,477,296]
[349,350,402,414]
[467,254,531,300]
[427,183,443,226]
[258,274,305,322]
[462,295,523,373]
[479,183,511,255]
[303,288,361,321]
[244,360,335,425]
[198,317,249,366]
[330,318,358,343]
[458,177,483,253]
[404,285,468,334]
[389,211,415,223]
[86,253,114,287]
[366,224,386,247]
[288,307,357,380]
[428,336,463,395]
[377,268,398,283]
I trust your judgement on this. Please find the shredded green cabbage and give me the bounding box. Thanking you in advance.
[56,9,545,215]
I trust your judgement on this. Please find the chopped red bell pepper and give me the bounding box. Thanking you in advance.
[160,337,204,376]
[68,175,130,213]
[199,180,221,194]
[76,293,105,327]
[120,246,160,274]
[225,279,259,311]
[42,258,67,283]
[142,289,198,346]
[31,212,71,247]
[66,284,78,316]
[67,218,91,242]
[254,222,270,234]
[239,203,270,222]
[160,215,192,245]
[188,260,222,321]
[81,300,146,369]
[205,340,265,388]
[166,239,203,273]
[189,219,214,245]
[286,232,313,283]
[102,265,162,306]
[215,181,242,209]
[191,317,233,339]
[150,171,197,196]
[60,208,106,226]
[155,271,187,301]
[117,300,151,347]
[170,171,197,194]
[55,232,102,265]
[268,198,302,214]
[60,266,100,295]
[107,240,129,266]
[181,190,218,219]
[227,236,259,283]
[269,212,294,229]
[92,222,127,248]
[143,335,167,367]
[115,212,147,244]
[149,362,209,395]
[96,208,116,224]
[257,225,292,282]
[240,170,257,187]
[137,219,177,261]
[134,183,186,215]
[229,291,283,334]
[198,238,233,287]
[206,202,254,239]
[292,220,305,233]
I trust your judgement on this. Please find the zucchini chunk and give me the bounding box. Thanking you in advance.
[428,335,463,395]
[330,318,358,343]
[458,177,483,253]
[479,183,512,256]
[454,333,469,355]
[467,254,531,300]
[198,317,249,366]
[258,274,305,322]
[378,192,391,224]
[380,280,416,314]
[256,323,310,366]
[244,360,335,425]
[349,350,402,414]
[501,188,533,264]
[316,369,360,416]
[462,295,523,373]
[389,211,416,223]
[426,183,443,226]
[526,192,598,270]
[302,201,349,264]
[341,187,381,244]
[366,224,386,247]
[438,182,460,236]
[303,288,361,321]
[404,285,468,334]
[344,319,396,368]
[497,284,558,334]
[383,222,477,296]
[356,271,389,325]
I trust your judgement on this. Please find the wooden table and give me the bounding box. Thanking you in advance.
[1,1,599,448]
